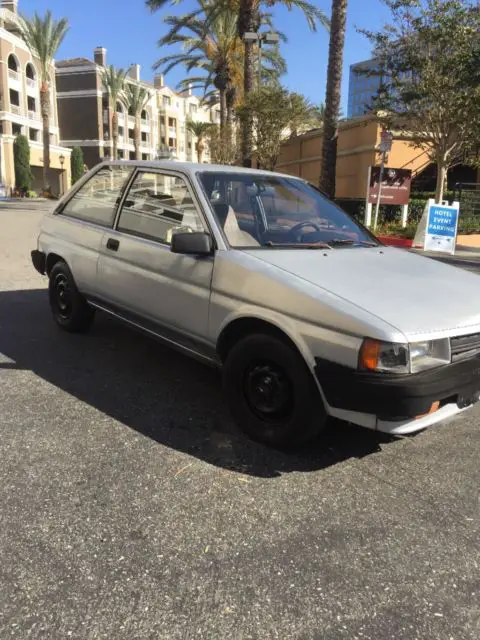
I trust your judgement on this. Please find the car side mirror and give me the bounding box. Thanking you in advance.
[170,231,213,256]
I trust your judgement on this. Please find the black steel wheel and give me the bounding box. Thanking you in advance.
[223,333,327,449]
[48,261,95,333]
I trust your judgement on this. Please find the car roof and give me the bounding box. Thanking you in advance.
[99,160,304,182]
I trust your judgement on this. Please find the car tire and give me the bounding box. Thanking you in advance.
[48,261,95,333]
[223,333,327,449]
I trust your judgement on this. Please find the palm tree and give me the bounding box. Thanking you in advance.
[19,11,68,192]
[153,2,284,129]
[320,0,348,199]
[100,65,128,160]
[146,0,288,148]
[124,84,152,160]
[237,0,329,166]
[186,120,212,163]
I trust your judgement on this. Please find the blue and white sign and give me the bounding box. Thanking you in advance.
[424,201,460,255]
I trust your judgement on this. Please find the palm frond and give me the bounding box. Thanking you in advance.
[19,10,69,84]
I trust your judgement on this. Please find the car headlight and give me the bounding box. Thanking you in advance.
[359,338,451,374]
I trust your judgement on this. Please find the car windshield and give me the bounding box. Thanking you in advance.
[198,171,378,249]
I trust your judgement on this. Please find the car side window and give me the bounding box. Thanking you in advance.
[117,171,204,244]
[59,165,133,227]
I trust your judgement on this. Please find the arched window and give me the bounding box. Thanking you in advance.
[26,63,36,81]
[8,54,19,73]
[116,101,124,114]
[141,109,148,121]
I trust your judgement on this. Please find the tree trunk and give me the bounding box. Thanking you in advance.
[40,84,50,193]
[134,116,141,161]
[196,139,204,164]
[219,89,227,131]
[226,87,235,128]
[435,159,448,203]
[239,0,257,168]
[112,110,118,160]
[320,0,348,199]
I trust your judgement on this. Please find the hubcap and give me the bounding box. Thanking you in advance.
[243,362,293,421]
[53,274,72,319]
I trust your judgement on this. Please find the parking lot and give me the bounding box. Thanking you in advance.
[0,204,479,639]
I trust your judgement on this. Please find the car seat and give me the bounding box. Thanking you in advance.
[212,203,259,247]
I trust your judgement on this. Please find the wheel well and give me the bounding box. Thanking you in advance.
[217,317,299,362]
[45,253,64,276]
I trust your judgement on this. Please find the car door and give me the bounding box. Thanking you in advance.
[50,164,134,296]
[96,168,215,349]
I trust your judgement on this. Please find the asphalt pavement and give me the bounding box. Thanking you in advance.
[0,205,479,639]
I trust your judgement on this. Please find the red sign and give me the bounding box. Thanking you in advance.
[368,167,412,205]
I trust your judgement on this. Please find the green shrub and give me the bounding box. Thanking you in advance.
[13,134,33,193]
[71,147,84,185]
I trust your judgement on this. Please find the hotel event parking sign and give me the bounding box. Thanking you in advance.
[424,202,460,255]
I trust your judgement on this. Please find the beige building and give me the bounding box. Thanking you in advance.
[0,0,71,194]
[56,47,220,169]
[276,116,478,199]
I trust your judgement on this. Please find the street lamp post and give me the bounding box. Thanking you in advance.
[243,31,280,89]
[59,153,65,195]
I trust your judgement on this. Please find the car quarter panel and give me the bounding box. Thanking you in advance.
[38,214,105,296]
[209,251,407,369]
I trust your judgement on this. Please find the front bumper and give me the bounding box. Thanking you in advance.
[31,249,46,275]
[315,356,480,421]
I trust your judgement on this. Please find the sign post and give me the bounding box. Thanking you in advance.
[373,129,393,230]
[367,166,412,228]
[423,200,460,255]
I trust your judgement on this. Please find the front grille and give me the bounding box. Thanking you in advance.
[451,333,480,362]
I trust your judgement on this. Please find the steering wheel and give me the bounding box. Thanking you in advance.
[290,221,324,241]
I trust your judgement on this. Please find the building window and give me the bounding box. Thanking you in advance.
[142,153,149,160]
[189,104,197,115]
[161,136,166,145]
[29,128,39,142]
[118,150,124,159]
[168,117,175,127]
[9,89,20,109]
[141,110,148,121]
[168,137,175,148]
[7,54,19,73]
[26,63,36,81]
[141,131,148,143]
[163,95,171,108]
[27,95,36,116]
[12,123,22,136]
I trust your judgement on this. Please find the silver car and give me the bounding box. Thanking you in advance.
[31,161,480,449]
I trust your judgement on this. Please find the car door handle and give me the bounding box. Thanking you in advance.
[106,238,120,252]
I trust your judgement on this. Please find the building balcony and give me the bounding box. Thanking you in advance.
[28,110,38,121]
[169,127,176,138]
[26,77,36,90]
[128,116,135,127]
[8,69,19,81]
[141,118,148,127]
[10,104,22,115]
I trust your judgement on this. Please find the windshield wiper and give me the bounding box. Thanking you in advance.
[326,239,377,247]
[262,241,331,249]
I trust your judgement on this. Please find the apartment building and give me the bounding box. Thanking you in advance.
[56,47,221,169]
[0,0,71,193]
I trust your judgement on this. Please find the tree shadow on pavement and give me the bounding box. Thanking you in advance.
[0,288,396,478]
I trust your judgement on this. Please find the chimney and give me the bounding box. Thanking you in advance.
[94,47,107,67]
[154,73,164,89]
[1,0,18,13]
[129,64,141,82]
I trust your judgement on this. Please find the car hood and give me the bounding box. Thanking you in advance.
[243,246,480,340]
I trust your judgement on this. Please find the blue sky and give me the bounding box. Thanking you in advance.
[21,0,391,110]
